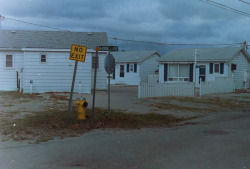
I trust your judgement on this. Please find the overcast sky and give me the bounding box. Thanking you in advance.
[0,0,249,54]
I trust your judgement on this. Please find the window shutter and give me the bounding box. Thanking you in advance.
[113,67,115,79]
[189,64,194,82]
[127,64,129,72]
[220,63,224,74]
[209,63,213,74]
[164,64,168,81]
[134,64,137,73]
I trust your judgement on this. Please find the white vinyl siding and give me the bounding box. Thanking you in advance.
[110,63,140,85]
[23,51,92,93]
[0,52,24,91]
[140,54,159,83]
[229,52,250,89]
[110,53,160,85]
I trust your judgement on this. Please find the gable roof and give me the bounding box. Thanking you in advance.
[111,50,160,63]
[159,47,247,62]
[0,30,108,50]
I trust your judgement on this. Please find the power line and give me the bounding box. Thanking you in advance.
[239,0,250,4]
[108,37,242,47]
[0,15,245,47]
[2,15,70,31]
[200,0,250,17]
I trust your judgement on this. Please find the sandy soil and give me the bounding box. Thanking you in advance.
[0,86,249,120]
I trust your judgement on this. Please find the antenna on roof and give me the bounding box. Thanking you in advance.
[114,37,117,46]
[0,14,4,30]
[243,41,248,53]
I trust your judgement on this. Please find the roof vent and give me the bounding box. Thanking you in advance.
[11,31,17,34]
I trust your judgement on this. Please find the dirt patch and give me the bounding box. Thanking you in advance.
[145,96,250,114]
[0,87,249,143]
[0,107,197,143]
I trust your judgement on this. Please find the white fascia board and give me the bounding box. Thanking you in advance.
[159,61,195,64]
[0,48,22,51]
[21,48,96,53]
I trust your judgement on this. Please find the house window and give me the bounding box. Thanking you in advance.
[127,63,137,73]
[168,65,178,81]
[231,64,237,71]
[179,65,189,81]
[120,65,124,77]
[168,64,189,82]
[92,53,99,69]
[6,55,13,68]
[41,54,46,63]
[214,64,220,73]
[130,64,134,72]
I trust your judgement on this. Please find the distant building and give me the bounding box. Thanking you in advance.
[0,30,109,93]
[111,50,161,85]
[158,47,250,89]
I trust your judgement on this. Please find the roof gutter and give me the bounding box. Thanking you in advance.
[159,60,229,64]
[0,47,22,51]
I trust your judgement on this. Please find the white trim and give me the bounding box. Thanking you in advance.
[22,48,96,53]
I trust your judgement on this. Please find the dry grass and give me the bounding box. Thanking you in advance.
[0,107,198,143]
[147,96,250,112]
[0,91,43,100]
[1,91,249,144]
[46,92,69,101]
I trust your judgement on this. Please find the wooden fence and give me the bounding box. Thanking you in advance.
[200,77,234,96]
[138,82,195,98]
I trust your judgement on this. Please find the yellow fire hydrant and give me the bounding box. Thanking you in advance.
[76,98,88,120]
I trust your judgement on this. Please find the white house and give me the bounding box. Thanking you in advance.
[110,51,161,85]
[0,30,109,93]
[158,47,250,89]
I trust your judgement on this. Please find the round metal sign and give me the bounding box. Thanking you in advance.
[104,53,115,74]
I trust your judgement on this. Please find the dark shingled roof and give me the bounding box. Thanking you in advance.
[111,50,160,63]
[159,47,246,62]
[0,30,109,49]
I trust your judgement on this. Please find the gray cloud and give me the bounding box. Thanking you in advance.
[0,0,249,54]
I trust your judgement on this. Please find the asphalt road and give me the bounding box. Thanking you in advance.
[1,110,250,169]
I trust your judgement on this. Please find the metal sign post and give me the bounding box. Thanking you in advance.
[94,46,117,117]
[91,48,99,121]
[66,44,87,123]
[104,52,115,117]
[66,60,78,122]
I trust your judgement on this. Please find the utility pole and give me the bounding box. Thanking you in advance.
[194,49,198,87]
[243,41,248,53]
[0,14,5,30]
[0,14,2,29]
[114,37,117,46]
